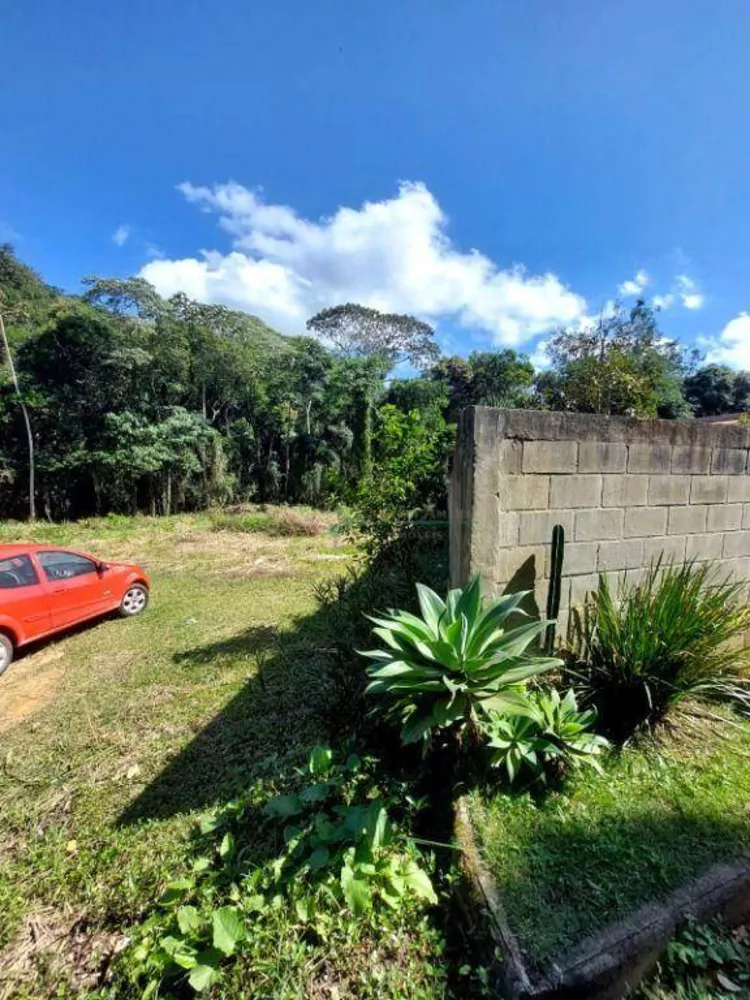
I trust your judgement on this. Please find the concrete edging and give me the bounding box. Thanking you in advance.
[455,796,750,1000]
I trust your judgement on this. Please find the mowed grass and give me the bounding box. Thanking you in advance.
[0,513,451,998]
[469,718,750,972]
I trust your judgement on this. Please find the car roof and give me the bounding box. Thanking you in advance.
[0,543,75,556]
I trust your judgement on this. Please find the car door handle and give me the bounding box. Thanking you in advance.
[53,586,69,593]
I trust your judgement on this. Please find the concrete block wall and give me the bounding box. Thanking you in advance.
[449,408,750,641]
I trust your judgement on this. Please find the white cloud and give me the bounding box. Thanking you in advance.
[702,313,750,368]
[652,293,675,310]
[140,181,587,345]
[528,339,552,370]
[676,274,704,310]
[682,294,704,310]
[112,224,131,247]
[618,269,650,296]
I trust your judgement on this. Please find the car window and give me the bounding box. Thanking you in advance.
[0,554,40,589]
[38,551,98,581]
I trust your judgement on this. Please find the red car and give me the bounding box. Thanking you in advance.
[0,544,150,676]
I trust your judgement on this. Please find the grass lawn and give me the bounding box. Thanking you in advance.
[0,512,450,999]
[469,718,750,973]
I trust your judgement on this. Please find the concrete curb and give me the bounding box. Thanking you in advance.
[455,796,750,1000]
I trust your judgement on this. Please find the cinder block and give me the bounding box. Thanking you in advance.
[712,448,748,475]
[729,476,750,503]
[578,441,627,473]
[518,509,574,545]
[707,504,742,532]
[497,475,550,510]
[495,545,548,585]
[494,510,520,546]
[624,506,667,537]
[552,609,571,647]
[627,443,672,474]
[563,541,599,575]
[497,439,523,474]
[602,475,648,507]
[723,531,750,558]
[668,505,708,535]
[648,475,690,505]
[743,504,750,530]
[721,556,750,581]
[643,535,686,565]
[575,508,624,541]
[598,539,644,571]
[522,440,578,474]
[686,533,724,562]
[569,573,600,607]
[549,474,602,509]
[671,446,712,474]
[553,576,571,610]
[690,476,729,504]
[621,565,649,588]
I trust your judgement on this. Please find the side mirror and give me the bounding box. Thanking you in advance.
[96,561,109,575]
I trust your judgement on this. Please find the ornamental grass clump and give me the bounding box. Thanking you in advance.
[573,558,750,740]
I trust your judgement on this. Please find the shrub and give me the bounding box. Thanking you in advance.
[573,559,750,739]
[361,576,561,746]
[483,688,608,784]
[352,405,454,556]
[263,746,437,915]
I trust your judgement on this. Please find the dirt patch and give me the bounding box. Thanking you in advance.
[0,648,65,734]
[0,908,127,999]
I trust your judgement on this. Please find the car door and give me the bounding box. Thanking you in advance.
[0,553,52,641]
[36,550,111,629]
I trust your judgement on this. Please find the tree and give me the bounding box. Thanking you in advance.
[306,303,440,369]
[467,350,534,408]
[0,311,35,519]
[429,356,474,420]
[0,251,472,518]
[683,364,750,416]
[353,404,454,553]
[536,300,691,418]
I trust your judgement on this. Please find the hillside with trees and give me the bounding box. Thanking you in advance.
[1,245,746,522]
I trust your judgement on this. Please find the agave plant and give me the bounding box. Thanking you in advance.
[361,576,562,745]
[484,688,608,783]
[574,558,750,739]
[484,712,551,782]
[534,688,609,770]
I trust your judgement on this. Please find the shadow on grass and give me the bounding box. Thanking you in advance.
[119,533,449,826]
[476,804,750,973]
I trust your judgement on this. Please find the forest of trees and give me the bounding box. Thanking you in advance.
[1,244,748,522]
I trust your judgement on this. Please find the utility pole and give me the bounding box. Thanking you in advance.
[0,311,35,520]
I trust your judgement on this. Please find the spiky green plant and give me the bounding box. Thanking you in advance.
[484,688,608,783]
[361,576,562,745]
[574,558,750,738]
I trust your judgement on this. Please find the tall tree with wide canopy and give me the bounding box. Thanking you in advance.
[306,303,440,369]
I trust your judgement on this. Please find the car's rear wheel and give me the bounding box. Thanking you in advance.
[119,584,149,617]
[0,633,14,677]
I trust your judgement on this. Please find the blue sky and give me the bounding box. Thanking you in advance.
[4,0,750,366]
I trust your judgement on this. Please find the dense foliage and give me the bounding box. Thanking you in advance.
[0,247,447,520]
[123,747,437,996]
[3,245,750,525]
[535,300,694,418]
